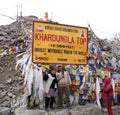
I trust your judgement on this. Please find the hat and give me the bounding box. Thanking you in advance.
[104,77,111,84]
[50,64,56,70]
[65,65,71,69]
[56,64,62,68]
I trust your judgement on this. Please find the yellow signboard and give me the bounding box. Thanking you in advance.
[32,21,88,65]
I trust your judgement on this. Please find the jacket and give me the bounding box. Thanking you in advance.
[102,77,113,102]
[56,71,71,87]
[44,72,58,89]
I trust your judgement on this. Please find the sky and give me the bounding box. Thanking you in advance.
[0,0,120,39]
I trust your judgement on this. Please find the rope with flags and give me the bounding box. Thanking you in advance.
[88,24,99,39]
[0,40,30,58]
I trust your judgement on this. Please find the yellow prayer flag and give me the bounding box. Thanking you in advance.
[90,77,94,83]
[9,48,12,55]
[86,50,90,57]
[105,71,109,77]
[72,80,80,85]
[78,89,83,94]
[98,69,103,77]
[20,44,23,49]
[104,59,108,65]
[71,68,76,74]
[83,67,89,72]
[42,64,50,69]
[75,91,79,97]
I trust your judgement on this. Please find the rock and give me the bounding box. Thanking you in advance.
[1,101,11,107]
[54,110,69,115]
[19,80,24,85]
[0,66,3,72]
[9,67,14,72]
[0,100,4,104]
[12,94,16,99]
[13,89,20,96]
[0,36,5,41]
[18,77,23,81]
[6,78,12,84]
[0,107,11,115]
[14,104,102,115]
[0,91,7,98]
[4,96,10,101]
[5,103,11,108]
[8,92,13,98]
[15,108,46,115]
[0,84,6,90]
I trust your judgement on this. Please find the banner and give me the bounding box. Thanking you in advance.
[32,22,88,65]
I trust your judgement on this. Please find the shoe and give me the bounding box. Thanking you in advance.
[50,106,54,110]
[67,106,72,109]
[79,103,85,106]
[45,107,50,111]
[58,106,63,109]
[102,108,107,112]
[67,107,72,109]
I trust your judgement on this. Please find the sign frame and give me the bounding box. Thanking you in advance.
[32,21,88,65]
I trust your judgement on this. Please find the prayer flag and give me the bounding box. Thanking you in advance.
[44,12,49,22]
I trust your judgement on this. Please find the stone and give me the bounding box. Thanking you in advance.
[15,108,46,115]
[0,107,11,115]
[0,91,6,98]
[6,78,12,84]
[8,92,13,98]
[19,80,24,85]
[12,94,16,99]
[0,84,6,90]
[69,110,84,115]
[4,96,10,101]
[14,105,103,115]
[54,110,68,115]
[0,100,4,104]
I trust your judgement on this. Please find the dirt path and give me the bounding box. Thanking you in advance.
[97,108,120,115]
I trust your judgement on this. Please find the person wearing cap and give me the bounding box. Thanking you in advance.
[102,76,114,115]
[56,64,72,109]
[43,64,58,111]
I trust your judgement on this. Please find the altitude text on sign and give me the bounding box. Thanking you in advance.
[32,22,88,65]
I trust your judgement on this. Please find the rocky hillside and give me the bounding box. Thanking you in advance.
[0,16,34,81]
[0,16,35,114]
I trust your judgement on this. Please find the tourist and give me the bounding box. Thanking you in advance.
[43,64,58,111]
[56,64,72,109]
[102,77,114,115]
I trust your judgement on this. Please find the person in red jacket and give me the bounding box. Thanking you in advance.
[102,77,114,115]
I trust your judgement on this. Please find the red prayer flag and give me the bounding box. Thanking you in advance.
[44,12,49,22]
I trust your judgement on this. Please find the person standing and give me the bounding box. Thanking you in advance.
[56,65,72,109]
[116,80,120,113]
[102,77,114,115]
[43,64,58,111]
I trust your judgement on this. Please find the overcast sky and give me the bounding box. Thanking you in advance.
[0,0,120,39]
